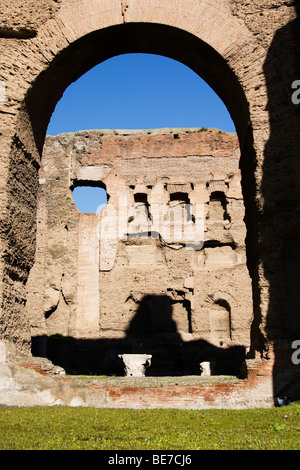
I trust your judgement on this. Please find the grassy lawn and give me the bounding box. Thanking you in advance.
[0,405,299,450]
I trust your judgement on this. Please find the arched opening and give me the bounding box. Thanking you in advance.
[47,52,236,215]
[47,53,235,135]
[23,24,251,151]
[209,192,231,225]
[18,23,257,376]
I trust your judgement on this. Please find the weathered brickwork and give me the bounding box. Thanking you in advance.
[27,129,252,377]
[0,0,299,406]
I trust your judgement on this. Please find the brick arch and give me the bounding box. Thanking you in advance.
[16,0,261,149]
[207,291,238,309]
[2,2,262,351]
[23,25,254,154]
[53,0,252,56]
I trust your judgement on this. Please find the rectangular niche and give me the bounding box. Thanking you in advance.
[209,300,232,346]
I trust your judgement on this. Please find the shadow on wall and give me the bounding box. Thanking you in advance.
[263,3,300,401]
[31,294,246,377]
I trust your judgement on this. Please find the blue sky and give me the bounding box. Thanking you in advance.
[47,53,235,212]
[47,53,235,135]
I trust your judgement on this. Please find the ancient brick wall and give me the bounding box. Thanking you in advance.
[26,128,253,376]
[0,0,299,400]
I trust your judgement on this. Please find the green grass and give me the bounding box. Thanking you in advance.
[0,405,300,450]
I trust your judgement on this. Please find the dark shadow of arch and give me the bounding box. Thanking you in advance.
[32,293,246,377]
[263,4,300,403]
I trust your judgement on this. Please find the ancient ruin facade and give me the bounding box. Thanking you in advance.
[27,128,252,375]
[0,0,299,405]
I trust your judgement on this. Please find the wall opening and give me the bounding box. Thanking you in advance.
[169,192,193,224]
[133,193,150,219]
[47,53,236,135]
[209,191,231,223]
[72,184,108,214]
[20,23,257,377]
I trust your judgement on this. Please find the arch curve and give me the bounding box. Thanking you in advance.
[23,22,252,155]
[5,3,261,353]
[206,291,238,310]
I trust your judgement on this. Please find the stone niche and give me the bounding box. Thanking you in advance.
[27,128,253,377]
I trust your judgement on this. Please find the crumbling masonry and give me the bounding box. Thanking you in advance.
[27,129,252,376]
[0,0,299,407]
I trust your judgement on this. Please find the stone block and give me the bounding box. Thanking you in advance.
[118,354,152,377]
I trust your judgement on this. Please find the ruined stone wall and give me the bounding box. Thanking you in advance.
[0,0,299,394]
[26,128,253,375]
